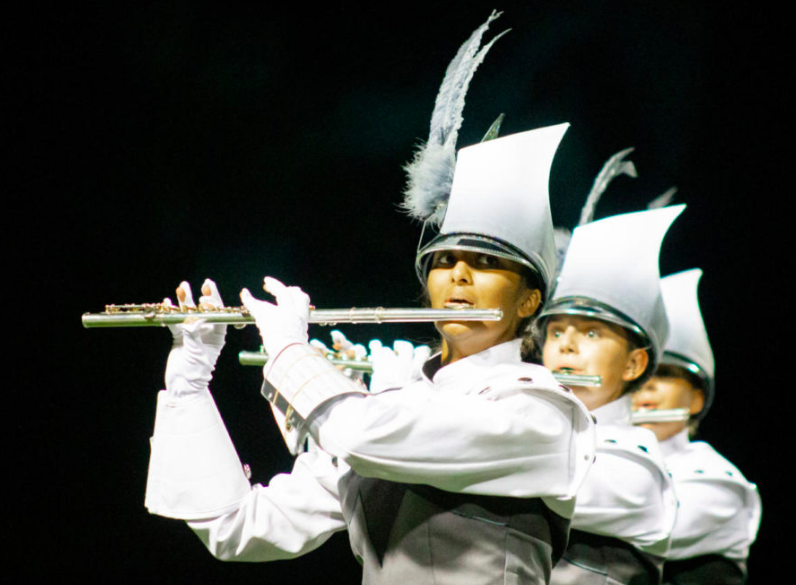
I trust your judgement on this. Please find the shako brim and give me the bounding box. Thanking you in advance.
[416,233,547,295]
[539,296,653,354]
[659,351,715,419]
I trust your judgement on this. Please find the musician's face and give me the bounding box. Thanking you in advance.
[633,374,704,441]
[541,314,648,411]
[427,250,540,364]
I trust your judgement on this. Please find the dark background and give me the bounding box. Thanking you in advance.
[13,1,789,582]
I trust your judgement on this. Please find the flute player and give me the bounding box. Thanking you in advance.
[145,14,596,584]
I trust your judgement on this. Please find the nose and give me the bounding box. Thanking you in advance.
[558,326,577,353]
[450,259,473,284]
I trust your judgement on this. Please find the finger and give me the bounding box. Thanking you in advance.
[352,344,367,360]
[162,297,176,309]
[413,344,432,365]
[177,281,196,309]
[263,276,288,297]
[199,278,224,309]
[309,339,330,355]
[330,330,353,350]
[393,340,414,359]
[368,339,384,356]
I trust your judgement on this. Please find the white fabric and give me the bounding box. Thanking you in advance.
[265,343,368,420]
[548,206,685,361]
[660,269,715,380]
[146,338,596,561]
[368,338,432,393]
[566,395,678,556]
[660,430,761,562]
[240,277,310,357]
[164,279,227,400]
[439,124,568,287]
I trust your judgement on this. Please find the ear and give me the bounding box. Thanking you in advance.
[689,389,705,416]
[621,348,649,382]
[518,289,542,318]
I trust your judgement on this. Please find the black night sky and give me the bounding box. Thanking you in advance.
[13,1,790,582]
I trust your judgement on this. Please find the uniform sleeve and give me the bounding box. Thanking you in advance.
[309,376,595,499]
[188,450,347,561]
[145,390,347,562]
[669,478,760,561]
[570,427,677,556]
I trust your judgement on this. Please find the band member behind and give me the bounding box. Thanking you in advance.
[538,206,683,584]
[633,269,761,584]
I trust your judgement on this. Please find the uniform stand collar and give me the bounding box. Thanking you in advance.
[591,394,633,426]
[423,339,523,391]
[659,428,690,458]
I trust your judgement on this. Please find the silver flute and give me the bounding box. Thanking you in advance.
[82,304,503,328]
[238,350,603,387]
[631,408,690,424]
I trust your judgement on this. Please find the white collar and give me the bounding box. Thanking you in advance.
[424,339,523,392]
[659,428,690,458]
[591,393,633,426]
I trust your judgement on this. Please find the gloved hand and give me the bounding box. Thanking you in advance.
[240,276,310,358]
[164,279,227,399]
[368,339,432,393]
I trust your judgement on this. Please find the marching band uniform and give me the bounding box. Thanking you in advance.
[650,270,761,583]
[146,118,596,583]
[539,207,683,584]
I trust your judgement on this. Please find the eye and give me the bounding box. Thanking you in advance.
[586,329,600,339]
[432,252,455,267]
[477,254,500,268]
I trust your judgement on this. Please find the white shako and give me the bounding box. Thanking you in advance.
[541,204,686,376]
[413,123,568,300]
[659,269,716,415]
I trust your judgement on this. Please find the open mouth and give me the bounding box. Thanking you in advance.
[554,367,581,375]
[444,298,474,309]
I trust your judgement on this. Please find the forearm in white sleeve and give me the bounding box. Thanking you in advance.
[146,391,251,519]
[188,449,348,562]
[310,378,594,499]
[262,343,368,447]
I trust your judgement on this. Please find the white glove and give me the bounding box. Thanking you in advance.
[368,339,432,393]
[164,279,227,399]
[239,276,310,358]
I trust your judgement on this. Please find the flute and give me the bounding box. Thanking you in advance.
[631,408,690,424]
[238,350,603,387]
[81,304,503,328]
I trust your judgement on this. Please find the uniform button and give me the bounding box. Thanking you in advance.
[242,463,252,479]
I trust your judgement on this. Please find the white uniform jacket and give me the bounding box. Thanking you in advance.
[551,395,678,585]
[660,429,761,564]
[145,339,596,577]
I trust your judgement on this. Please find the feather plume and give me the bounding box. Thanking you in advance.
[553,227,573,277]
[481,113,505,142]
[647,186,677,209]
[402,11,507,225]
[578,147,638,226]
